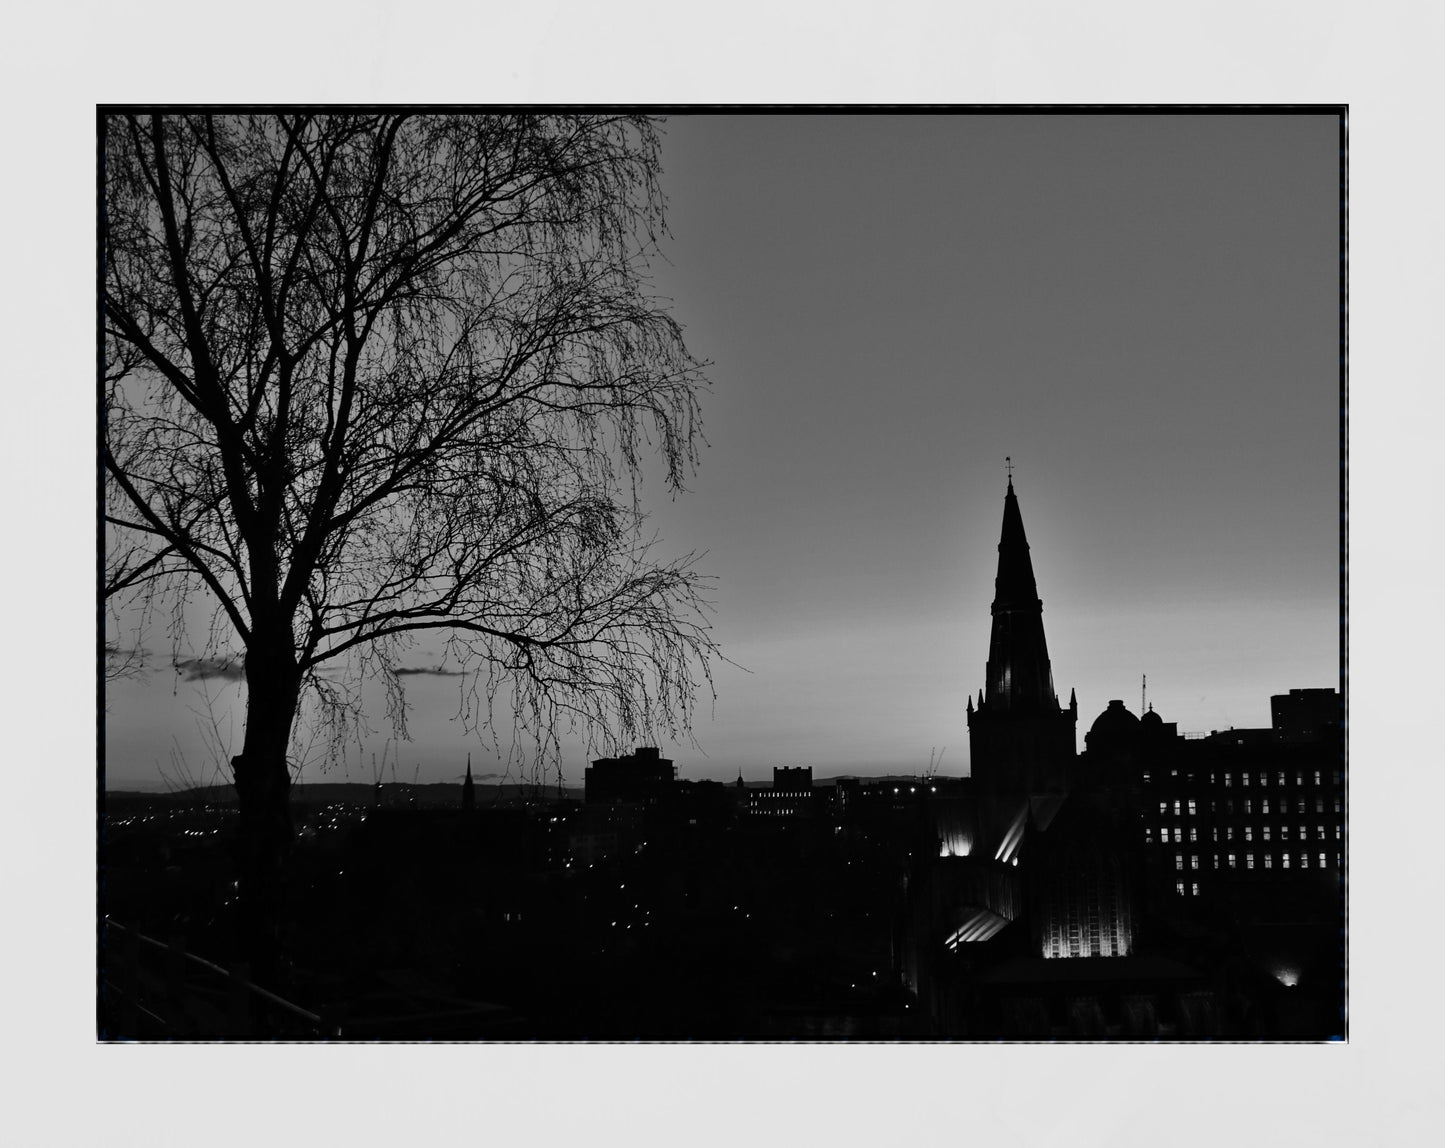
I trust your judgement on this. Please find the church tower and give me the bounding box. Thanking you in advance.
[966,473,1077,799]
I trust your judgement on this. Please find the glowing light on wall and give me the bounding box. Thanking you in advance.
[944,909,1009,950]
[1273,966,1301,988]
[939,829,974,858]
[994,805,1028,864]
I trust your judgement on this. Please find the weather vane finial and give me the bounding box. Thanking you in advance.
[1005,455,1014,483]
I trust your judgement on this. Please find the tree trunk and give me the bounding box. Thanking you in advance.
[232,642,301,992]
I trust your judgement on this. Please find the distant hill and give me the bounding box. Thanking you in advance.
[105,781,583,808]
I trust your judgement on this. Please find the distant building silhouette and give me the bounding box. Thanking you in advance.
[462,755,475,812]
[748,766,815,819]
[584,747,676,805]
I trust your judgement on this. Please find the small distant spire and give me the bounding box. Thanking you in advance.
[967,694,974,714]
[1005,455,1014,487]
[1069,686,1077,708]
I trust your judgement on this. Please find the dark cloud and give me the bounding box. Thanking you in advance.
[173,657,244,682]
[394,665,466,677]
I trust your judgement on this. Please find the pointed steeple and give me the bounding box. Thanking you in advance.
[983,475,1058,711]
[462,752,475,811]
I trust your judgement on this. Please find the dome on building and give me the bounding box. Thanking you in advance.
[1140,705,1162,726]
[1088,699,1140,739]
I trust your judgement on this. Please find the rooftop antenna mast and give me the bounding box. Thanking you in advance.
[1142,673,1147,714]
[1005,456,1014,483]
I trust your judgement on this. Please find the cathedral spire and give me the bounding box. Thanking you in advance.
[983,475,1058,711]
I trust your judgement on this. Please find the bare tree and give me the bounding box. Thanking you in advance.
[102,113,716,982]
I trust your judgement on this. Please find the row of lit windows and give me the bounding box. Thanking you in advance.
[1151,823,1339,846]
[1175,850,1338,870]
[1216,852,1337,870]
[1151,769,1341,789]
[1219,770,1331,789]
[1156,795,1340,817]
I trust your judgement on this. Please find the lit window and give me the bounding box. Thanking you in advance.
[1173,800,1181,816]
[1244,799,1252,815]
[1188,799,1196,816]
[1335,826,1342,841]
[1334,797,1342,813]
[1228,853,1237,869]
[1300,825,1307,840]
[1261,799,1270,814]
[1145,827,1153,844]
[1224,775,1232,788]
[1244,826,1253,842]
[1319,853,1328,868]
[1297,799,1306,814]
[1175,854,1184,871]
[1246,854,1254,869]
[1176,881,1185,896]
[1316,826,1326,841]
[1262,826,1271,841]
[1277,772,1286,786]
[1282,854,1291,868]
[1313,771,1321,786]
[1189,827,1198,843]
[1159,802,1169,816]
[1316,797,1325,813]
[1211,827,1219,843]
[1242,774,1250,787]
[1190,854,1199,869]
[1281,826,1290,841]
[1191,882,1200,896]
[1264,854,1273,868]
[1226,827,1234,842]
[1175,827,1184,843]
[1142,771,1151,784]
[1213,856,1221,869]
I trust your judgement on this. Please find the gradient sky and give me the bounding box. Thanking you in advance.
[104,113,1341,789]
